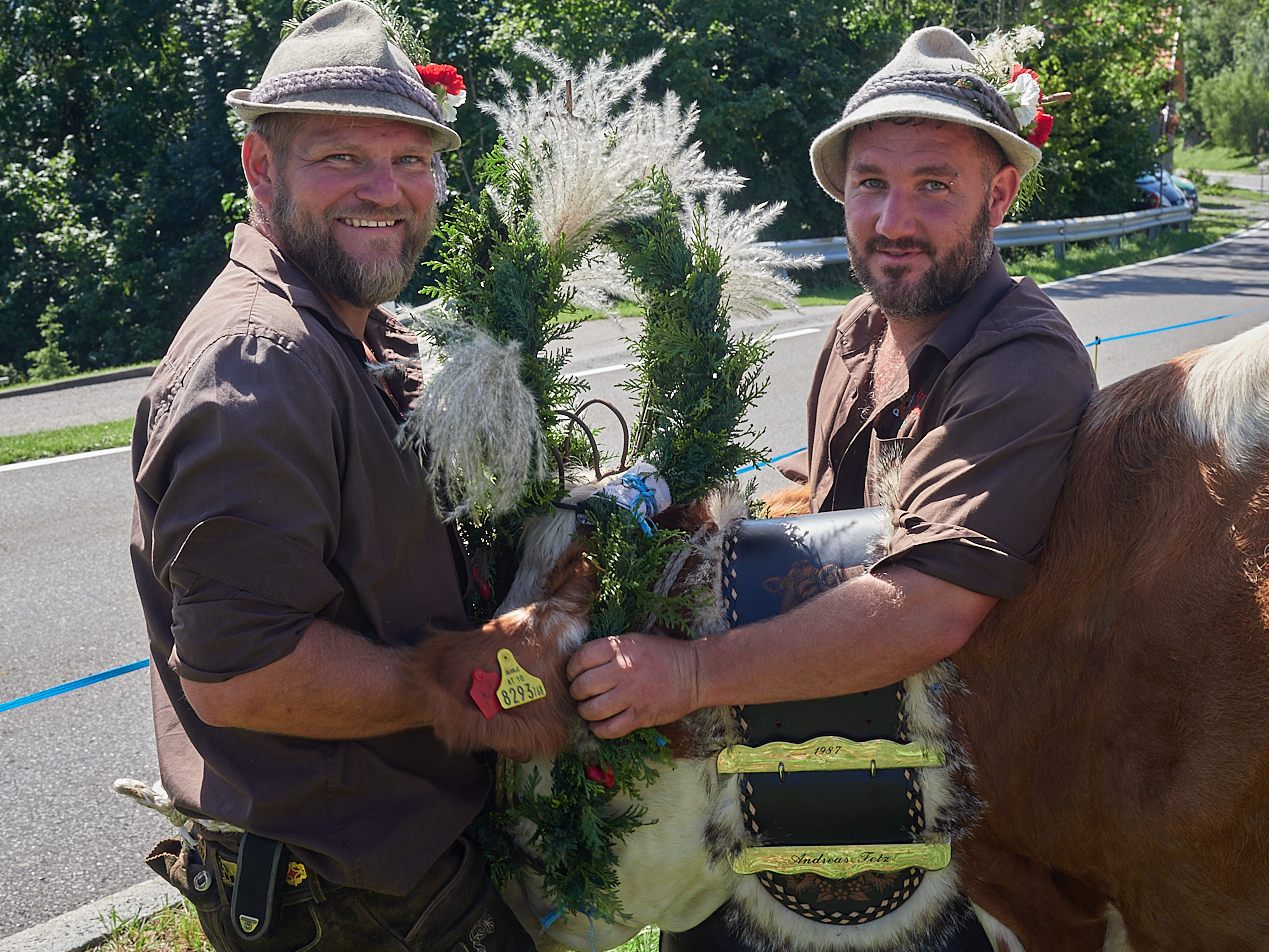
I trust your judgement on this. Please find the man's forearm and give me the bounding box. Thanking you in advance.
[568,565,998,739]
[181,618,432,738]
[693,566,995,708]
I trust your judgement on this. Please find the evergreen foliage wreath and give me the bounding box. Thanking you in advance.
[398,40,813,925]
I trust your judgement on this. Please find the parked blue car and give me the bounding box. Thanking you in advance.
[1134,169,1189,209]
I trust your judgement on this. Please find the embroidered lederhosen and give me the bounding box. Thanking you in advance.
[719,507,951,927]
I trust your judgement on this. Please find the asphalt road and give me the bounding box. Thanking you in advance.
[1,220,1267,938]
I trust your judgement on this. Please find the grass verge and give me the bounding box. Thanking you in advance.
[1001,208,1255,286]
[99,899,660,951]
[1172,143,1262,172]
[0,418,131,466]
[0,362,154,394]
[98,901,211,952]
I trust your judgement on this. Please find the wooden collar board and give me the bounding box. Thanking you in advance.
[720,507,948,927]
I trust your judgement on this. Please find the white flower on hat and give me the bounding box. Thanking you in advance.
[1004,70,1041,129]
[439,88,466,123]
[974,25,1045,79]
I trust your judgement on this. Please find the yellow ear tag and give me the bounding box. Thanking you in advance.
[496,648,547,710]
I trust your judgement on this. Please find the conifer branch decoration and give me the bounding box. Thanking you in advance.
[398,39,818,925]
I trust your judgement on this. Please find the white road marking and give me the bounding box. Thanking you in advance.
[770,327,822,341]
[0,445,129,473]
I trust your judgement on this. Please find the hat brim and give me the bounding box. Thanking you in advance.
[809,93,1041,203]
[227,88,461,153]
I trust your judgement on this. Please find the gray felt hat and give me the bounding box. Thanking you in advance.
[226,0,460,152]
[809,27,1041,203]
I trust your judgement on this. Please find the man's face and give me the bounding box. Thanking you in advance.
[260,115,438,309]
[842,121,1016,321]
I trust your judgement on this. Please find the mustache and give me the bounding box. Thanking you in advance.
[867,238,932,255]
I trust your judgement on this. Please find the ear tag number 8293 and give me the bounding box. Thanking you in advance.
[496,648,547,710]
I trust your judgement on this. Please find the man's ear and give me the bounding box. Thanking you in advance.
[242,132,278,211]
[987,164,1022,227]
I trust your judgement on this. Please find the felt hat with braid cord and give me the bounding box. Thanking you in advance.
[226,0,461,154]
[810,26,1044,203]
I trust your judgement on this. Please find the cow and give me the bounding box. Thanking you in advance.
[409,318,1269,952]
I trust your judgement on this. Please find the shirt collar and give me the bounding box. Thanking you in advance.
[923,248,1014,362]
[227,223,396,345]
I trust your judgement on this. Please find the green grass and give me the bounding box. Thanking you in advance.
[0,361,153,393]
[1172,142,1262,172]
[98,901,212,952]
[0,418,131,465]
[1205,186,1269,203]
[100,899,659,951]
[1001,208,1254,286]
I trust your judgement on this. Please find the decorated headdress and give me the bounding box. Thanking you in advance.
[810,26,1062,204]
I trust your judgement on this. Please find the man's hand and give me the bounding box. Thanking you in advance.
[567,634,702,739]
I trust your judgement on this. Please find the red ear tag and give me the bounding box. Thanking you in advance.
[469,668,501,720]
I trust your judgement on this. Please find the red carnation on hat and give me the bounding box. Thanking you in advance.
[416,63,466,123]
[416,63,465,96]
[1027,110,1054,147]
[1009,63,1039,84]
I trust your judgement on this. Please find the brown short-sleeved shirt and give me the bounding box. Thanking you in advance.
[800,251,1095,599]
[130,225,484,895]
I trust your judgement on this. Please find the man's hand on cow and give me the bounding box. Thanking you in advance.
[567,634,702,738]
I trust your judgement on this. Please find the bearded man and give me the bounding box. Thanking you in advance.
[568,27,1097,951]
[130,3,535,949]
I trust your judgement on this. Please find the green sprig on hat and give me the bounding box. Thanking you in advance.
[283,0,431,65]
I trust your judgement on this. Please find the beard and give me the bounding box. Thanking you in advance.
[847,202,994,320]
[268,183,436,309]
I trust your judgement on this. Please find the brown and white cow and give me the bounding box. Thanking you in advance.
[423,319,1269,952]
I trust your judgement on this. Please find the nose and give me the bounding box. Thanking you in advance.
[355,159,404,206]
[872,190,918,241]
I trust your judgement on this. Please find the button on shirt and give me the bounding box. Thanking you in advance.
[802,252,1096,599]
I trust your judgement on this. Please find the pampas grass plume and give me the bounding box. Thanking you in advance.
[398,319,546,520]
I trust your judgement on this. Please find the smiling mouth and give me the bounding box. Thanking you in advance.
[339,218,403,229]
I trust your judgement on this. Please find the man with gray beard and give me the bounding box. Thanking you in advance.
[568,26,1097,952]
[129,3,536,949]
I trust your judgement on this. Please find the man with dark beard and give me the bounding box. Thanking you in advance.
[568,26,1096,952]
[129,3,536,950]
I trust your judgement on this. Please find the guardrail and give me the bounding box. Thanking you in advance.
[767,203,1195,264]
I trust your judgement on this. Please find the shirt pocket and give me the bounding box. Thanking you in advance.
[865,433,915,509]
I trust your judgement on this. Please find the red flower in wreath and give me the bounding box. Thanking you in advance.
[584,762,616,788]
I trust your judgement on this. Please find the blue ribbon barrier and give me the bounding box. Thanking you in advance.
[7,304,1262,715]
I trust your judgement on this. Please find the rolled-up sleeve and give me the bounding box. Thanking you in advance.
[138,334,346,681]
[874,333,1093,599]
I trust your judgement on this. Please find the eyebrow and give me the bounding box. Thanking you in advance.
[303,134,433,154]
[849,161,960,178]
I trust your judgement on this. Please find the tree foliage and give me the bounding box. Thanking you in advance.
[0,0,290,373]
[1185,1,1269,152]
[0,0,1186,373]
